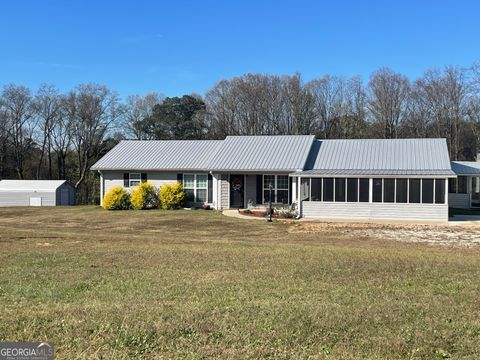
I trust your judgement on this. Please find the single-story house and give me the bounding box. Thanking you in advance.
[92,135,459,222]
[0,180,76,207]
[449,160,480,209]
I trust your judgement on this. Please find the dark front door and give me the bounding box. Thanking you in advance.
[230,174,244,208]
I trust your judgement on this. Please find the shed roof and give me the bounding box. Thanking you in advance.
[207,135,315,172]
[451,161,480,175]
[0,180,68,191]
[91,140,223,171]
[297,138,455,177]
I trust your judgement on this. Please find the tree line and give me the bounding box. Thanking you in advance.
[1,62,480,203]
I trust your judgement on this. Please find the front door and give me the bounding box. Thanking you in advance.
[230,174,244,208]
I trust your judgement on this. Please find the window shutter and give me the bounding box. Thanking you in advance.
[208,174,213,203]
[141,173,147,183]
[123,173,129,187]
[177,173,183,183]
[288,176,293,204]
[256,175,263,204]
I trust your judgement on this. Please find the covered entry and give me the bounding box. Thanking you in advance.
[229,174,245,208]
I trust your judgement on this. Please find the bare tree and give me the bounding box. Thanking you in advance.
[66,84,122,191]
[32,84,62,179]
[413,67,468,159]
[123,92,164,139]
[281,73,316,135]
[367,68,410,139]
[0,84,35,179]
[0,105,8,179]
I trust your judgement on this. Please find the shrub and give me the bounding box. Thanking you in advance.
[275,208,298,219]
[130,182,159,210]
[102,186,131,210]
[159,182,186,210]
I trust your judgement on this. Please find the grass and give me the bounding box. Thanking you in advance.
[0,207,479,359]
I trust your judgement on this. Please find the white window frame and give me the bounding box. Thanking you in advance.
[263,174,289,204]
[183,173,208,203]
[129,173,141,187]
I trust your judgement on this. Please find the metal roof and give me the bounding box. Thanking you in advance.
[0,180,68,191]
[207,135,315,172]
[91,140,223,171]
[451,161,480,175]
[300,138,454,176]
[295,169,456,177]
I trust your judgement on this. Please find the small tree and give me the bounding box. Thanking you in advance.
[159,183,186,210]
[130,182,159,210]
[102,186,131,210]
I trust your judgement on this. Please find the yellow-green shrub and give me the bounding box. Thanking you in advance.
[102,186,131,210]
[130,182,159,210]
[159,182,186,210]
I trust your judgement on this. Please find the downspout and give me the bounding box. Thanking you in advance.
[296,175,302,219]
[98,170,103,207]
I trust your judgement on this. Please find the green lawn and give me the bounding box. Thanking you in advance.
[0,207,479,359]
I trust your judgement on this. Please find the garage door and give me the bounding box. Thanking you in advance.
[30,197,42,206]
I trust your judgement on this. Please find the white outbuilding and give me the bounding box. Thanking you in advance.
[0,180,76,207]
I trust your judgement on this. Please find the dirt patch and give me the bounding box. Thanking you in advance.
[289,222,480,248]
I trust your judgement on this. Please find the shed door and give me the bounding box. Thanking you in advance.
[60,188,70,205]
[30,197,42,206]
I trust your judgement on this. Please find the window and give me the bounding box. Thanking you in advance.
[263,175,289,203]
[300,178,310,201]
[196,175,208,202]
[334,178,346,202]
[422,179,434,204]
[323,178,334,201]
[458,176,467,194]
[264,175,275,203]
[383,179,395,203]
[129,173,141,187]
[409,179,420,203]
[347,178,358,202]
[373,179,382,202]
[435,179,445,204]
[448,178,457,193]
[183,174,208,202]
[311,178,322,201]
[277,175,289,204]
[396,178,408,203]
[359,178,369,202]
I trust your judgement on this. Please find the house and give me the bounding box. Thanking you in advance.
[449,160,480,209]
[91,136,457,222]
[0,180,76,207]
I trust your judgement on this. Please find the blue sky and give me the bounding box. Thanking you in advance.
[1,0,479,98]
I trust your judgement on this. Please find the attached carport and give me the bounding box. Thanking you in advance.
[0,180,76,206]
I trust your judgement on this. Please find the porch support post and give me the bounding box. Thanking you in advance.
[99,171,104,206]
[291,177,297,203]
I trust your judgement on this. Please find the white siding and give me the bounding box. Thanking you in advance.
[102,171,177,194]
[302,201,448,222]
[219,174,229,209]
[0,191,56,206]
[448,193,470,209]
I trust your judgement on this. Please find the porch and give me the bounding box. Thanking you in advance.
[448,176,480,209]
[214,173,296,209]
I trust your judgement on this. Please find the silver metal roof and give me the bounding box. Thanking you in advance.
[207,135,315,172]
[295,169,456,177]
[300,138,454,176]
[0,180,68,191]
[451,161,480,175]
[91,140,223,171]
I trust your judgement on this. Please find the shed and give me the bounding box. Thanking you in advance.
[0,180,76,207]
